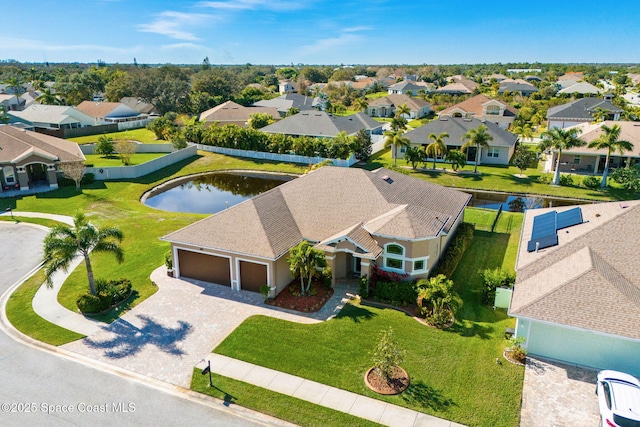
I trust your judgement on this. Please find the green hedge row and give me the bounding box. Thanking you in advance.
[430,222,475,278]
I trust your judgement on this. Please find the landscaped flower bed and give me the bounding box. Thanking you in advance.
[265,280,334,312]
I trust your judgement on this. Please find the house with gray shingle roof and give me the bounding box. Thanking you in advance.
[367,94,430,119]
[253,93,325,117]
[387,81,431,96]
[557,81,601,96]
[510,201,640,376]
[260,111,383,138]
[0,125,85,193]
[162,166,470,296]
[403,117,517,166]
[547,95,622,129]
[9,104,95,130]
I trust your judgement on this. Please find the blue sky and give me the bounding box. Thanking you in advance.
[1,0,639,65]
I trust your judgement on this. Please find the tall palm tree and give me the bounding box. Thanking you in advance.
[2,75,25,96]
[384,130,411,166]
[539,127,585,185]
[43,212,124,295]
[461,124,493,173]
[353,97,369,112]
[512,123,534,142]
[36,88,60,105]
[394,103,411,119]
[426,132,449,169]
[587,123,633,187]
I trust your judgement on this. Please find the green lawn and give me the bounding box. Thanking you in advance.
[191,372,381,427]
[364,149,636,202]
[1,151,307,340]
[69,128,165,144]
[211,210,525,427]
[84,153,166,167]
[365,91,391,100]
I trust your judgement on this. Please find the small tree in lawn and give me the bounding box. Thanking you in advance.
[512,144,536,176]
[371,327,405,381]
[287,241,327,296]
[115,140,137,166]
[416,274,462,327]
[353,129,372,162]
[248,112,276,129]
[59,161,86,191]
[95,135,115,156]
[404,146,423,169]
[445,149,466,171]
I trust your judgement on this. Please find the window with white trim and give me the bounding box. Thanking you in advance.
[3,166,15,184]
[413,259,427,273]
[383,243,405,272]
[487,148,500,158]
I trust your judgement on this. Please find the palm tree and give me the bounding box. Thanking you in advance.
[287,241,327,296]
[416,274,462,326]
[35,88,60,105]
[384,130,411,166]
[591,107,610,123]
[2,75,25,96]
[512,123,534,142]
[539,127,585,185]
[394,103,411,119]
[353,97,369,112]
[426,132,449,169]
[43,212,124,295]
[587,124,634,187]
[461,124,493,173]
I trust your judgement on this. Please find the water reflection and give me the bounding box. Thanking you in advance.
[466,191,588,212]
[144,173,290,214]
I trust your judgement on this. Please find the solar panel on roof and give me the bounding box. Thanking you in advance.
[527,235,559,252]
[557,207,583,229]
[530,211,557,239]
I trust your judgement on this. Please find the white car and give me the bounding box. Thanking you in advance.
[596,370,640,427]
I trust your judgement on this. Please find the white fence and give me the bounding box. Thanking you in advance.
[196,144,358,167]
[117,119,153,131]
[371,134,386,154]
[86,145,197,180]
[80,143,176,155]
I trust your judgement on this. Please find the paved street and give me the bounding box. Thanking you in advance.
[0,222,281,426]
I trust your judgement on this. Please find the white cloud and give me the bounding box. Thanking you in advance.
[298,28,368,56]
[198,0,307,11]
[137,11,212,41]
[161,43,206,50]
[0,36,141,54]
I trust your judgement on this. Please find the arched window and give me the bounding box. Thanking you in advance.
[384,243,405,271]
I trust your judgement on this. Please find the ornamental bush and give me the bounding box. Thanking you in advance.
[581,175,600,190]
[431,222,475,278]
[481,268,516,305]
[76,278,132,313]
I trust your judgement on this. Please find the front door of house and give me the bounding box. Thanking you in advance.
[353,257,361,275]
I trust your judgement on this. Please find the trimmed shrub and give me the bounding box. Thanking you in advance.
[431,222,475,278]
[581,175,600,190]
[76,278,132,313]
[537,174,553,184]
[370,281,417,306]
[559,174,574,186]
[481,268,515,305]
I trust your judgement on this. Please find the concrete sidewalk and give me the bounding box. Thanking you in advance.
[199,354,466,427]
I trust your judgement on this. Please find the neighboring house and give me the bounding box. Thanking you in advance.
[542,121,640,174]
[557,82,602,96]
[438,94,518,129]
[404,117,517,165]
[120,97,159,116]
[622,92,640,106]
[0,94,20,111]
[525,75,542,82]
[367,94,431,119]
[253,93,325,117]
[546,96,622,129]
[278,79,297,94]
[8,104,96,130]
[435,80,477,95]
[509,201,640,376]
[388,81,430,96]
[482,73,508,83]
[628,73,640,86]
[199,100,279,127]
[352,78,377,91]
[75,101,147,125]
[0,125,85,192]
[498,81,539,96]
[20,90,41,108]
[162,166,471,295]
[260,111,383,138]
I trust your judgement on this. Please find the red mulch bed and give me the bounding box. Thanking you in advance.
[265,280,334,313]
[365,366,410,395]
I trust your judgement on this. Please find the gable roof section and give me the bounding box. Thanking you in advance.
[260,111,380,137]
[560,121,640,157]
[435,82,474,94]
[405,117,518,147]
[547,97,622,120]
[0,125,85,163]
[163,167,470,259]
[557,82,602,95]
[511,201,640,339]
[369,94,429,111]
[439,94,517,117]
[75,101,140,119]
[9,104,94,126]
[120,97,158,115]
[199,100,279,123]
[253,93,320,113]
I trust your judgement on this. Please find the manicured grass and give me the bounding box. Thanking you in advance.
[6,270,85,345]
[191,371,381,427]
[0,151,307,342]
[212,215,525,427]
[0,216,63,228]
[69,128,164,144]
[84,153,166,167]
[363,149,636,202]
[365,91,391,100]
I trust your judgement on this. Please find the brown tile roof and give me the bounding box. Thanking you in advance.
[75,101,122,118]
[0,125,85,164]
[511,201,640,339]
[163,167,470,259]
[562,121,640,157]
[199,100,279,123]
[439,94,517,117]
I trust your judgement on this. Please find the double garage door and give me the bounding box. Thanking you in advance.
[177,249,266,292]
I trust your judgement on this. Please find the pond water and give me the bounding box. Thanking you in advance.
[466,190,592,212]
[143,172,292,214]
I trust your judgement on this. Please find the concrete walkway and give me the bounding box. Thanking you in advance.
[3,210,75,225]
[200,354,466,427]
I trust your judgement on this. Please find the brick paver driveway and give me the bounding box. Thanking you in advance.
[520,357,600,427]
[63,267,354,387]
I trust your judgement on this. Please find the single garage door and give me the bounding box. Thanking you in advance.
[239,261,267,293]
[177,249,231,286]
